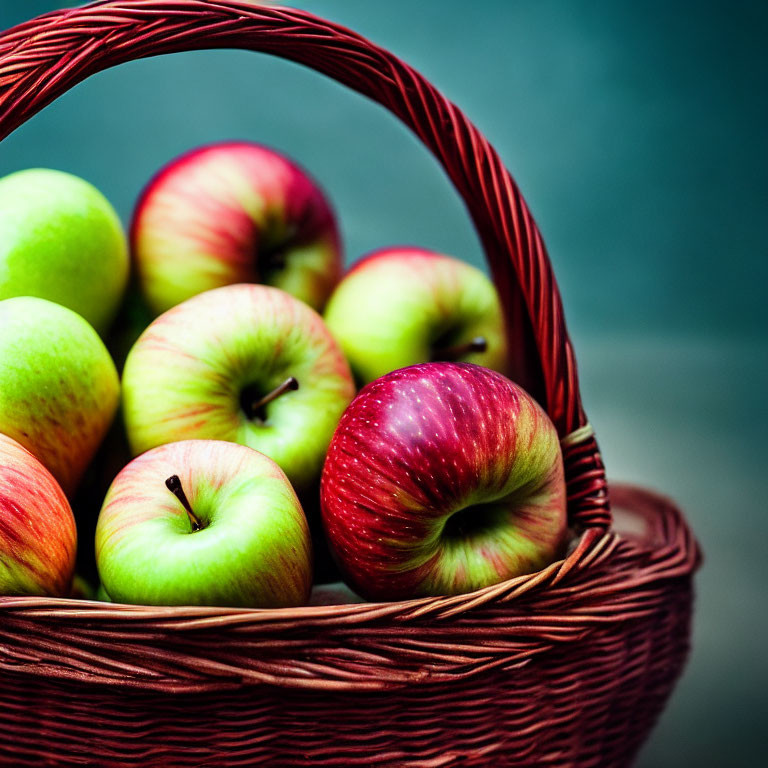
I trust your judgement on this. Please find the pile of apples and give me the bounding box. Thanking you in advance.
[0,142,568,608]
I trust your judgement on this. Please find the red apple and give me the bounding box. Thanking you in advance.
[131,141,341,315]
[0,433,77,597]
[320,363,567,600]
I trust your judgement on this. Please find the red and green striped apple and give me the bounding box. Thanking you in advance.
[324,247,509,385]
[95,440,312,607]
[121,284,355,494]
[0,297,120,496]
[0,433,77,597]
[131,141,341,316]
[321,363,567,600]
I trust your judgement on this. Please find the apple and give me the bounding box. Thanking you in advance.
[70,574,96,600]
[95,583,112,602]
[0,168,128,335]
[95,439,312,607]
[131,141,341,316]
[0,433,77,597]
[0,297,120,496]
[323,247,509,385]
[320,362,567,600]
[121,283,355,494]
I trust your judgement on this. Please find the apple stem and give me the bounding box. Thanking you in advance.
[250,376,299,417]
[435,336,488,361]
[165,475,203,532]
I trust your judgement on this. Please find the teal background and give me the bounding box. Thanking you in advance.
[1,1,767,764]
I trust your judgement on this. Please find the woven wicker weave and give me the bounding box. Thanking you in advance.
[0,2,701,766]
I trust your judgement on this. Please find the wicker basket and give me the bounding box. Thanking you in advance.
[0,2,701,766]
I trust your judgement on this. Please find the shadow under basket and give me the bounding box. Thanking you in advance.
[0,3,701,766]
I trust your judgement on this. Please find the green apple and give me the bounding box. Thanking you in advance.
[0,297,120,495]
[324,247,509,385]
[95,583,112,602]
[69,574,96,600]
[121,284,355,493]
[0,168,128,335]
[95,439,313,607]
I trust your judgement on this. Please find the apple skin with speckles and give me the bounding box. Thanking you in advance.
[121,284,355,494]
[0,297,120,496]
[95,440,312,607]
[323,247,509,385]
[131,141,342,316]
[320,362,567,600]
[0,168,128,336]
[0,433,77,597]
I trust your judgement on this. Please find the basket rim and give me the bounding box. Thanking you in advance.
[0,484,700,627]
[0,484,700,692]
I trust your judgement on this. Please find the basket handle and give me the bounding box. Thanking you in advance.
[0,0,609,528]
